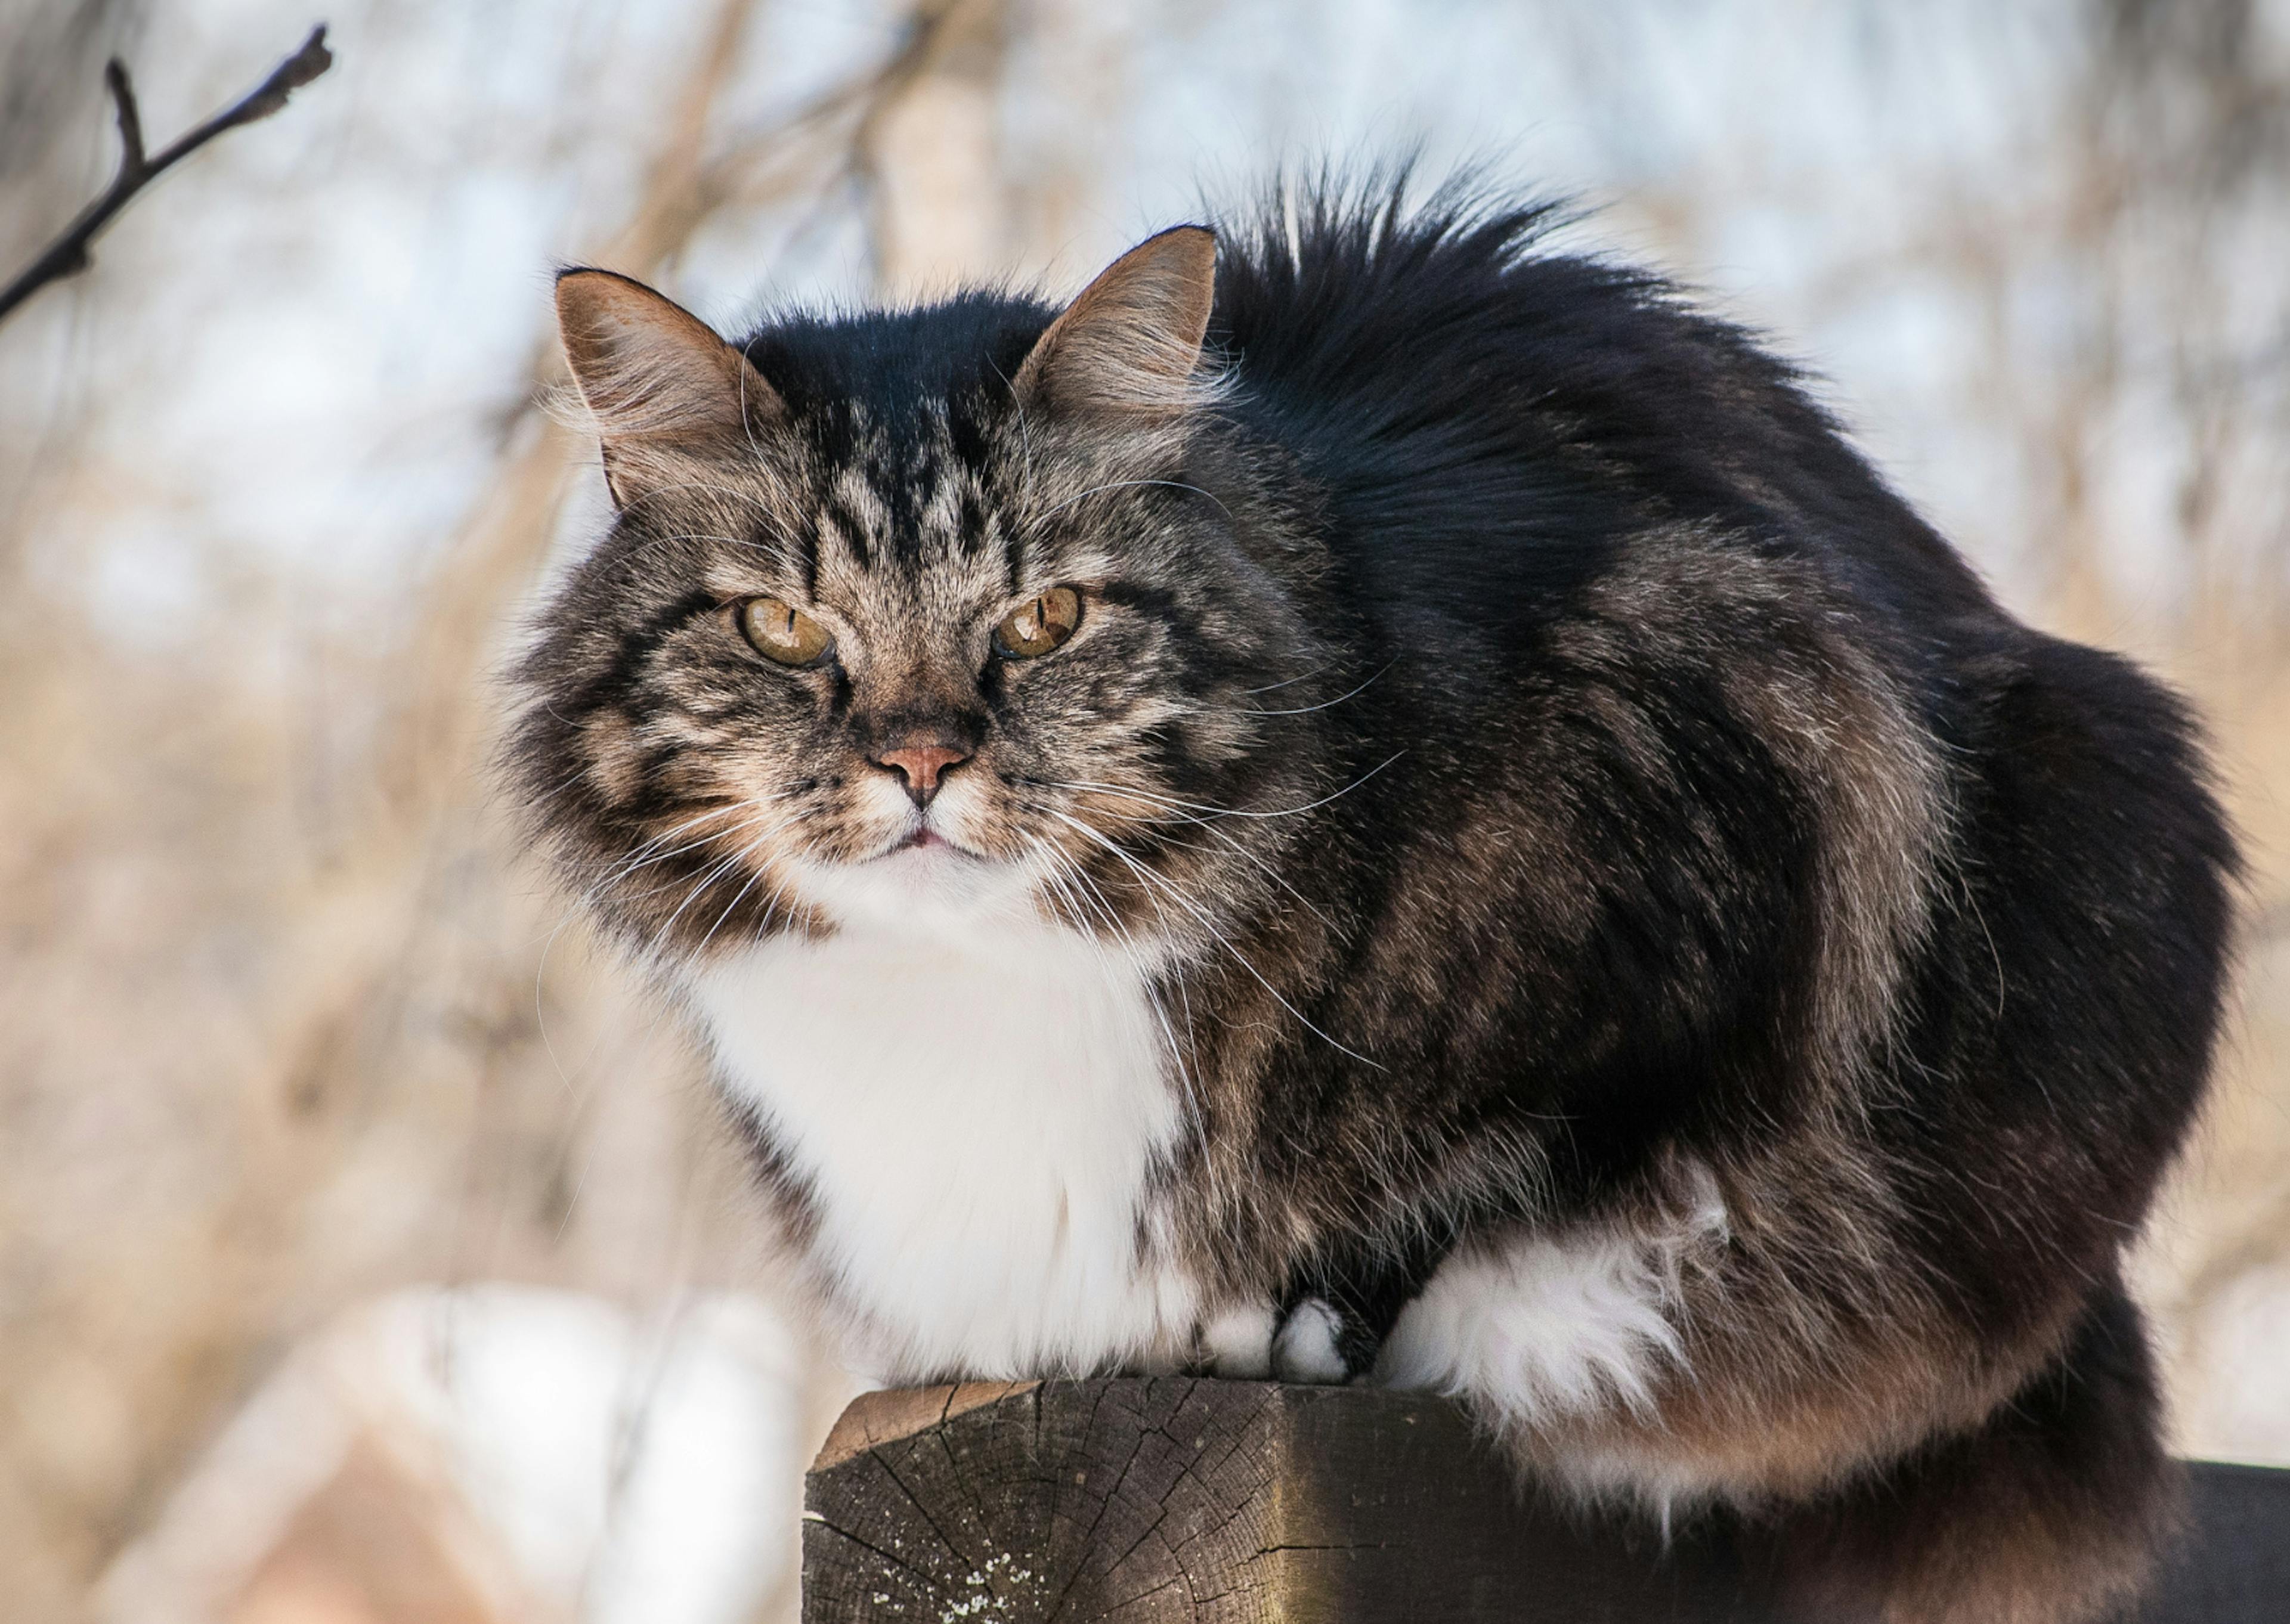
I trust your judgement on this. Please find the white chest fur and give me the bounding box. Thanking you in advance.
[685,917,1198,1383]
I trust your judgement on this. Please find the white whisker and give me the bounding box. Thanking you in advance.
[1024,832,1212,1145]
[1239,665,1332,696]
[641,814,796,964]
[1041,805,1382,1070]
[1221,660,1394,717]
[1024,477,1234,534]
[1046,752,1405,822]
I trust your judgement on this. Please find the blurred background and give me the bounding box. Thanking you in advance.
[3,1,2288,1619]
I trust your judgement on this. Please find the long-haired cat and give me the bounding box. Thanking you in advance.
[509,179,2235,1623]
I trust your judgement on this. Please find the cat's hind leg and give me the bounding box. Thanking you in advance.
[1750,1278,2177,1624]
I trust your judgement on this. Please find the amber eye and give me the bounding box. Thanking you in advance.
[991,586,1082,659]
[737,597,835,667]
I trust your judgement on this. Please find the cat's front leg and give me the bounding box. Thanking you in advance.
[1194,1301,1281,1377]
[1190,1263,1435,1383]
[1269,1296,1366,1381]
[1187,1297,1364,1381]
[1268,1293,1391,1381]
[1270,1232,1458,1383]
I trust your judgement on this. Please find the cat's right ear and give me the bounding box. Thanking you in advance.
[554,268,784,510]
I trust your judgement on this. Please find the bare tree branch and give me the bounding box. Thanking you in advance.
[0,24,333,327]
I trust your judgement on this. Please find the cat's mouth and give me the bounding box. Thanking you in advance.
[881,825,972,859]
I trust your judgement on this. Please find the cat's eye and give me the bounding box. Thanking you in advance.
[738,597,835,667]
[992,587,1083,659]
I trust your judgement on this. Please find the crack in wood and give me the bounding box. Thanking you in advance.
[808,1519,946,1600]
[876,1445,979,1576]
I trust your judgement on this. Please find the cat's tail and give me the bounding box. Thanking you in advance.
[1746,1278,2179,1624]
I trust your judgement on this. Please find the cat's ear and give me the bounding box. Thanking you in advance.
[1014,225,1217,419]
[554,268,784,509]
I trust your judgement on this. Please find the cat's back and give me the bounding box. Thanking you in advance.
[1200,185,2232,1211]
[1211,185,1995,658]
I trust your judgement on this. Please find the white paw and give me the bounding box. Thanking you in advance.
[1199,1301,1277,1378]
[1271,1298,1350,1384]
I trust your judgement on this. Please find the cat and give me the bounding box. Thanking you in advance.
[508,178,2236,1623]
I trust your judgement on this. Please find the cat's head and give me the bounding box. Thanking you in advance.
[510,228,1319,959]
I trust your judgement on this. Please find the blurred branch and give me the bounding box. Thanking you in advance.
[692,0,979,246]
[0,24,332,328]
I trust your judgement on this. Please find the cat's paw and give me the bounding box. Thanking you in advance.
[1270,1297,1352,1384]
[1197,1301,1277,1378]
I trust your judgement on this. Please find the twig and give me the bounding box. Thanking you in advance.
[0,24,333,327]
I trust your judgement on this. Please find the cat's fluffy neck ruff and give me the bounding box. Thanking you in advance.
[685,900,1197,1384]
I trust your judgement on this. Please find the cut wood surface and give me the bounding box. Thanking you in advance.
[802,1378,2290,1623]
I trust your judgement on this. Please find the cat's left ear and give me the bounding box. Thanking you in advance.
[555,268,785,509]
[1014,225,1217,420]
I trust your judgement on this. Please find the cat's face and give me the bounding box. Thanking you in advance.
[513,233,1314,957]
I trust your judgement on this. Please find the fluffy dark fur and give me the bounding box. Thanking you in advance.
[509,179,2236,1623]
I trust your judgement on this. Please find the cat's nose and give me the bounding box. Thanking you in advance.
[872,742,971,806]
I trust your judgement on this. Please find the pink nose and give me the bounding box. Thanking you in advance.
[874,744,970,802]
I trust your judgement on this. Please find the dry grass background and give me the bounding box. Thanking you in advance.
[1,0,2286,1618]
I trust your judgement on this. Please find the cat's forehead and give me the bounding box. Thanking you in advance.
[801,402,1017,601]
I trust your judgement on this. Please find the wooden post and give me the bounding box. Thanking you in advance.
[803,1378,2290,1623]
